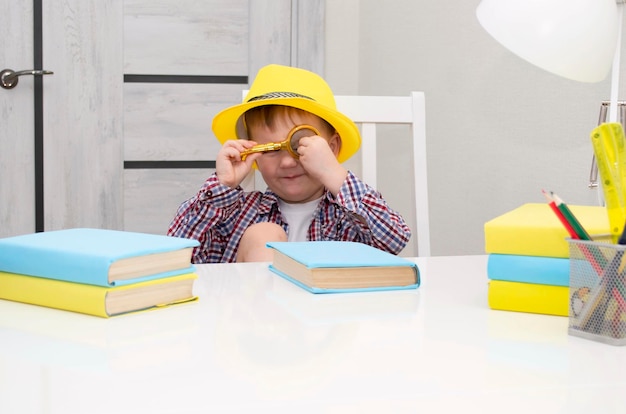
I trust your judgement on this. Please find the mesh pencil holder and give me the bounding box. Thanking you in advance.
[568,238,626,346]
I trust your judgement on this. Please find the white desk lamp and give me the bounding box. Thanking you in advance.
[476,0,619,82]
[477,0,625,196]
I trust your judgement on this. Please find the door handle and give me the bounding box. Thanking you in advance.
[1,68,53,89]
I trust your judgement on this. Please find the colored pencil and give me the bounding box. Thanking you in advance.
[542,190,578,239]
[551,192,592,240]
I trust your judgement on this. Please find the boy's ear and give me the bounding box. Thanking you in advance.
[328,131,342,157]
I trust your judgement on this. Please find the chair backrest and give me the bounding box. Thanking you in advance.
[239,91,430,256]
[335,92,430,257]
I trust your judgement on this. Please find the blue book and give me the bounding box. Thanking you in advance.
[266,241,420,293]
[0,228,199,287]
[487,254,569,286]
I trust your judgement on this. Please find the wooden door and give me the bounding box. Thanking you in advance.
[0,0,324,238]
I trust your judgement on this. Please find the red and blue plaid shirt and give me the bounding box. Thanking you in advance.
[167,171,411,263]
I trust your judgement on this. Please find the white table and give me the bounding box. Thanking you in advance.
[1,255,625,413]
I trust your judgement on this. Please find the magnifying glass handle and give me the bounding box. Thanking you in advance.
[240,142,285,160]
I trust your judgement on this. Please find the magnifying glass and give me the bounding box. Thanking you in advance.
[240,125,321,160]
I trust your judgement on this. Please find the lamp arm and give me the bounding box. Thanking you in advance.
[609,3,625,123]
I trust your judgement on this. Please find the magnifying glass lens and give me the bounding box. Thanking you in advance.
[289,127,318,152]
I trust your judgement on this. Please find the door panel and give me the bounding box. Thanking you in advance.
[124,169,209,234]
[0,1,35,237]
[42,1,124,231]
[124,0,248,76]
[123,83,236,161]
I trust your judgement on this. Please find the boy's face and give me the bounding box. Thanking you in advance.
[249,111,339,203]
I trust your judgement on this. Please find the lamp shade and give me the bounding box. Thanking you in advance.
[476,0,619,83]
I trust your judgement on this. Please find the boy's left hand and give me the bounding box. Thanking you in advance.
[297,135,347,195]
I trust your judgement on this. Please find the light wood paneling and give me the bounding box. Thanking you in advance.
[124,169,212,235]
[42,1,124,230]
[249,0,292,74]
[247,0,325,73]
[0,1,35,236]
[124,0,248,75]
[124,83,243,160]
[293,0,325,74]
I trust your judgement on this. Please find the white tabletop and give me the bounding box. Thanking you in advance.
[1,255,625,413]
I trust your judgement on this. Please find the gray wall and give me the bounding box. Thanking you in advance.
[326,0,620,256]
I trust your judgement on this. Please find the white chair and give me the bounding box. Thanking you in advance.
[335,92,430,257]
[240,91,431,257]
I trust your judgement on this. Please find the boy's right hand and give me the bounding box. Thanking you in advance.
[215,140,261,188]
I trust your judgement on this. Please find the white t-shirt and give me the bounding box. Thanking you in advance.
[278,197,322,242]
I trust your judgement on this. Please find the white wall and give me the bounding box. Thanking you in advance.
[326,0,622,256]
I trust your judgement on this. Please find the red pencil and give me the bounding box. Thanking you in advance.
[542,189,579,239]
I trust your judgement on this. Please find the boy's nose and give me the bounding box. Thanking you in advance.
[278,149,298,167]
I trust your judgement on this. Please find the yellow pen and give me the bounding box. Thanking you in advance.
[590,122,626,243]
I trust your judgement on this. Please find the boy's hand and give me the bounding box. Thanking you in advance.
[296,135,348,195]
[216,140,261,188]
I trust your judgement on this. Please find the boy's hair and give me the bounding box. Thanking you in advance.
[244,105,336,138]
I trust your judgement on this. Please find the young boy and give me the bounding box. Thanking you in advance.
[168,64,411,263]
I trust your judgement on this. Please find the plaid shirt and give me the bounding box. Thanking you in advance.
[167,171,411,263]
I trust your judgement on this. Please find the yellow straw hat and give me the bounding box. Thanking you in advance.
[212,64,361,163]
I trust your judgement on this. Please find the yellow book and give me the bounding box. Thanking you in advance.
[484,203,610,258]
[488,280,568,317]
[0,271,198,318]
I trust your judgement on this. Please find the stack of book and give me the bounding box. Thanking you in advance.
[484,203,610,316]
[0,228,200,318]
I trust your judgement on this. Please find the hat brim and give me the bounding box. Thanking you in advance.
[212,97,361,164]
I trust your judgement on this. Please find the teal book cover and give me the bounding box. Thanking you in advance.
[266,241,420,293]
[487,254,570,286]
[0,228,199,287]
